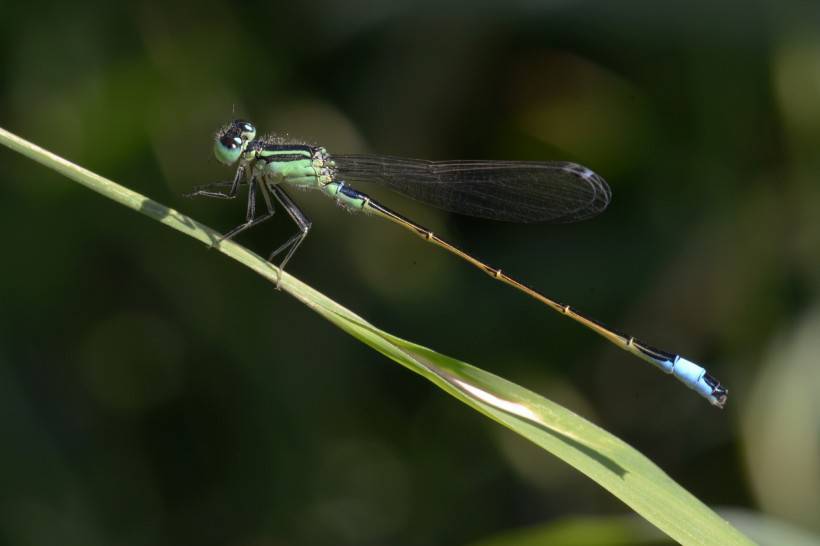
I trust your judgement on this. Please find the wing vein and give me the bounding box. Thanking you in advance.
[333,154,611,224]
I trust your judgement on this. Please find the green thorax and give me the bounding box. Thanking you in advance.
[244,139,335,190]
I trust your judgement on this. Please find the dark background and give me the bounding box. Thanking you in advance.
[1,1,819,544]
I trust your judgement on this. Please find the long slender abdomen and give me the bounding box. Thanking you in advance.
[320,179,728,407]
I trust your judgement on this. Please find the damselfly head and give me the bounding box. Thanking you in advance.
[214,120,257,165]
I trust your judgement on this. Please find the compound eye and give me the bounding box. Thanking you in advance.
[222,135,242,149]
[234,120,256,142]
[214,120,257,165]
[214,134,244,165]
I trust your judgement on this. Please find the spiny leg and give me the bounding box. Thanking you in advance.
[185,165,246,199]
[269,185,311,287]
[185,180,241,196]
[218,177,276,242]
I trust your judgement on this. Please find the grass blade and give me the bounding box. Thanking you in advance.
[0,125,753,546]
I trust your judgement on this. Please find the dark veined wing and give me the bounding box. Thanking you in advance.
[332,155,611,224]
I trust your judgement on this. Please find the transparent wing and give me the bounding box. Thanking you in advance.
[333,155,611,224]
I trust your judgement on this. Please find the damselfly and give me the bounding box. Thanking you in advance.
[187,120,728,408]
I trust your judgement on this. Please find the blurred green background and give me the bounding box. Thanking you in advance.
[2,0,820,544]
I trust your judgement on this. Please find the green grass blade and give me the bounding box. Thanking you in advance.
[465,510,820,546]
[0,126,753,546]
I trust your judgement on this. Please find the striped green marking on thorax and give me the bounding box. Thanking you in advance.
[250,142,334,189]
